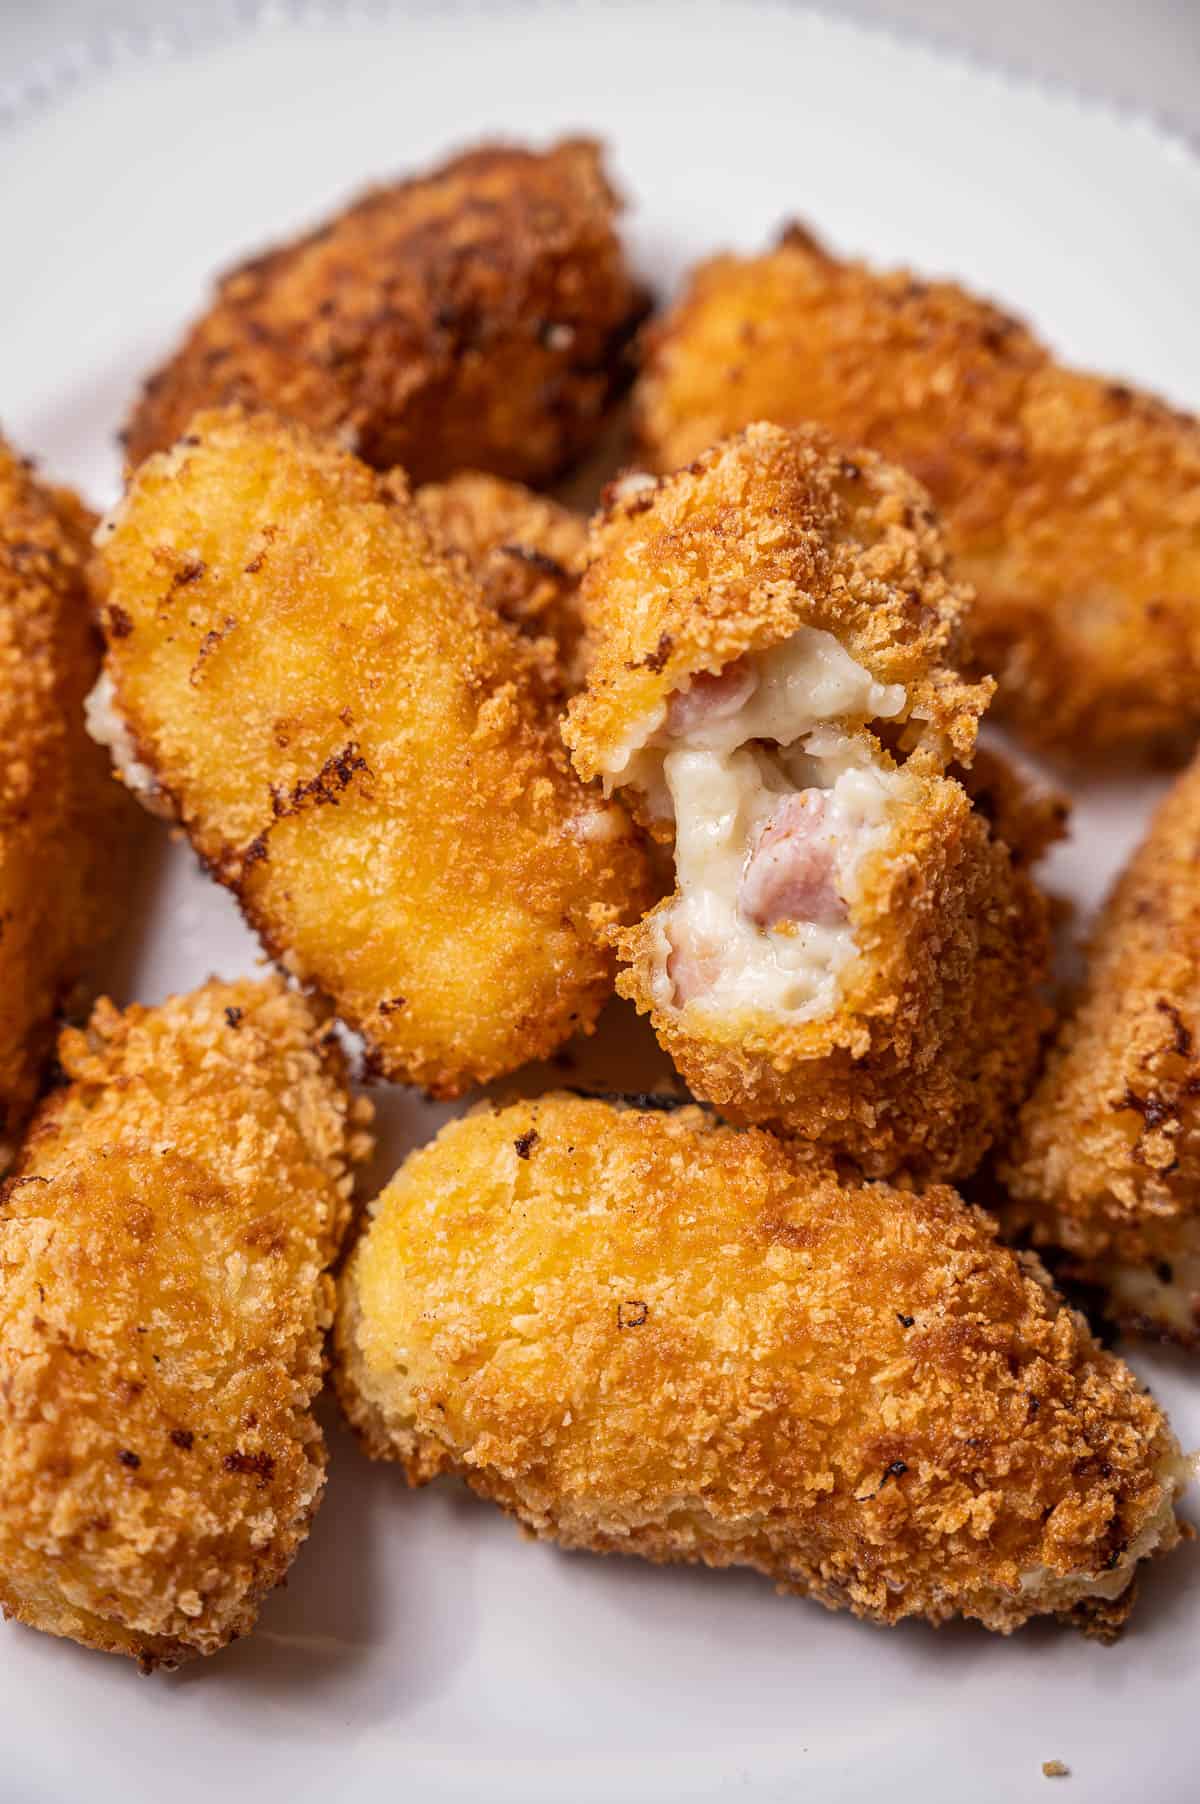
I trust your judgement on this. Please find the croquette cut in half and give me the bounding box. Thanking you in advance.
[0,438,141,1167]
[90,409,652,1096]
[336,1095,1187,1638]
[634,224,1200,762]
[124,138,649,487]
[1002,752,1200,1345]
[563,422,1049,1179]
[0,977,373,1669]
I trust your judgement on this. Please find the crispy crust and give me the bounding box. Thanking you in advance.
[412,471,589,692]
[96,409,653,1096]
[1001,753,1200,1343]
[0,441,142,1162]
[124,138,649,487]
[634,226,1200,761]
[617,771,1049,1179]
[564,423,992,785]
[0,978,373,1668]
[335,1096,1183,1636]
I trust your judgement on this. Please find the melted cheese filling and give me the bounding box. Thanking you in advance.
[83,670,171,816]
[610,628,909,1023]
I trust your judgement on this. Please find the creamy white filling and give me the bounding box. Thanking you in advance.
[648,735,902,1019]
[610,628,909,1023]
[1017,1457,1190,1607]
[83,671,171,816]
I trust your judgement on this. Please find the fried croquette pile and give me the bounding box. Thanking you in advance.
[2,130,1197,1674]
[634,224,1200,762]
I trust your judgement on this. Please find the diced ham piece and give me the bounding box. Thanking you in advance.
[738,791,847,930]
[666,930,724,1006]
[665,658,758,737]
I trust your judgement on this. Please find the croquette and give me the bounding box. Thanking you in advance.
[91,409,653,1095]
[412,471,589,691]
[1002,752,1200,1344]
[0,439,140,1166]
[125,138,649,486]
[336,1095,1185,1638]
[564,424,1049,1179]
[0,977,372,1668]
[634,224,1200,761]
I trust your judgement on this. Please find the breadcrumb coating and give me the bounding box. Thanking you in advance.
[94,410,652,1096]
[567,423,991,786]
[336,1097,1184,1637]
[564,427,1047,1177]
[124,138,648,487]
[0,978,373,1668]
[0,440,141,1165]
[1002,753,1200,1344]
[412,471,588,692]
[635,225,1200,761]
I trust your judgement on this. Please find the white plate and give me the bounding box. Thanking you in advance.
[2,5,1198,1800]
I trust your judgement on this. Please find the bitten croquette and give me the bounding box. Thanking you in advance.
[634,224,1200,762]
[90,410,653,1095]
[0,439,140,1166]
[1002,752,1200,1344]
[336,1096,1185,1638]
[564,424,1049,1179]
[0,978,373,1668]
[124,138,649,486]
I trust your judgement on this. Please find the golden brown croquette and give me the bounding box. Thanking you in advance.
[91,410,653,1096]
[634,225,1200,762]
[336,1096,1185,1637]
[0,978,372,1668]
[0,439,141,1165]
[125,138,649,487]
[1002,752,1200,1344]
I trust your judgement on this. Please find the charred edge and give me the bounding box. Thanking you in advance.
[513,1129,539,1160]
[170,559,207,589]
[561,1086,700,1114]
[106,604,134,639]
[626,631,673,674]
[617,1299,648,1329]
[854,1459,908,1503]
[223,1450,275,1487]
[499,544,569,581]
[188,615,238,687]
[1156,998,1194,1059]
[270,742,371,820]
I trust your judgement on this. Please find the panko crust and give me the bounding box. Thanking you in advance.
[0,441,141,1162]
[634,227,1200,761]
[96,410,653,1096]
[412,471,589,692]
[124,138,649,487]
[335,1097,1183,1637]
[951,742,1070,871]
[1002,753,1200,1343]
[564,423,992,785]
[617,771,1050,1179]
[0,977,373,1668]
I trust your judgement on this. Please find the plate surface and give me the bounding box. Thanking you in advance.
[1,5,1198,1800]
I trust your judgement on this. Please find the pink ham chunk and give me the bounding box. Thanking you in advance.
[666,931,724,1006]
[739,791,847,930]
[665,657,758,737]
